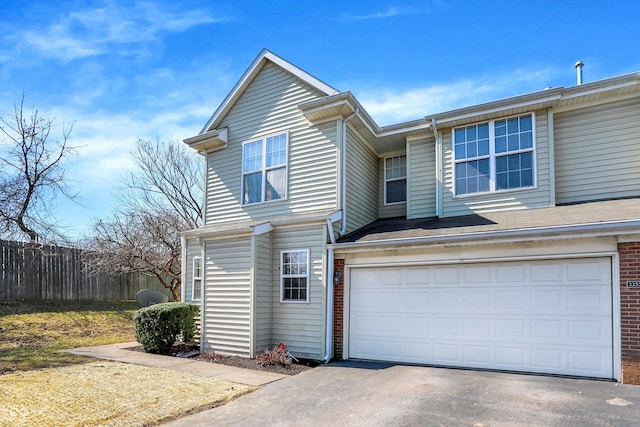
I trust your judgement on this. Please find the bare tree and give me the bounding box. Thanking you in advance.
[0,96,75,243]
[85,139,203,301]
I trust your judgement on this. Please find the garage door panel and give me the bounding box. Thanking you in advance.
[567,260,609,282]
[349,258,613,378]
[568,289,610,312]
[463,265,492,283]
[530,290,564,310]
[496,291,526,309]
[433,291,461,310]
[433,343,459,362]
[496,346,527,367]
[496,318,526,337]
[433,266,460,283]
[569,350,608,374]
[463,318,491,337]
[463,291,492,309]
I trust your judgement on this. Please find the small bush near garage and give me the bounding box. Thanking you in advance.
[256,345,292,366]
[134,302,199,354]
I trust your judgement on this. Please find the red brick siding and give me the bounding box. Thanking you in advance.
[619,242,640,385]
[333,258,345,359]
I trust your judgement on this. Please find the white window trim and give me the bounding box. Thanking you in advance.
[241,132,289,205]
[384,154,407,205]
[280,249,310,303]
[191,256,202,301]
[453,112,537,197]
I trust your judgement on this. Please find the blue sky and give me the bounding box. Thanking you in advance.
[1,0,639,240]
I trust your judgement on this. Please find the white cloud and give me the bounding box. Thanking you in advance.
[340,6,423,21]
[353,65,563,125]
[8,1,221,62]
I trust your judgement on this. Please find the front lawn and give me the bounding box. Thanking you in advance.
[0,300,255,426]
[0,300,138,373]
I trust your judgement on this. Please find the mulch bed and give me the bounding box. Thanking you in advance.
[131,343,317,376]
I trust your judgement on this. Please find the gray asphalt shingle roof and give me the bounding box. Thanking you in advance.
[337,198,640,244]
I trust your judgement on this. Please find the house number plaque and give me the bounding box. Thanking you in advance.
[626,281,640,288]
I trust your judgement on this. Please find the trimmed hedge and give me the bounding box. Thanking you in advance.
[133,302,200,354]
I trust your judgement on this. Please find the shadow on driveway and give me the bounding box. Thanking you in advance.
[164,361,640,426]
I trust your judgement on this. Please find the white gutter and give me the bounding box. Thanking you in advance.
[323,212,342,362]
[432,118,442,217]
[340,110,358,236]
[328,219,640,252]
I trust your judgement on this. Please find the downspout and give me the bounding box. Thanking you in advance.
[323,213,341,362]
[432,118,442,217]
[340,109,358,236]
[180,234,187,302]
[196,237,206,353]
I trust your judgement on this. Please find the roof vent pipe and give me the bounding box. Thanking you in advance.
[575,61,584,85]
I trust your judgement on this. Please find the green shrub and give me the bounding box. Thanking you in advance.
[133,302,199,354]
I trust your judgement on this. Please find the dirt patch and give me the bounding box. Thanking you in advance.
[131,343,318,376]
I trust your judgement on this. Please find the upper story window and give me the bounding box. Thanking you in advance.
[192,256,202,301]
[242,133,288,204]
[384,155,407,204]
[281,249,309,302]
[454,113,535,196]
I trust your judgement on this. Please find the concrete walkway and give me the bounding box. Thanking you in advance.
[65,342,286,387]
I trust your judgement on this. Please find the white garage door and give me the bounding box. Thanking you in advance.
[349,258,613,378]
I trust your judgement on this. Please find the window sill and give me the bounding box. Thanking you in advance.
[452,185,538,200]
[242,197,289,206]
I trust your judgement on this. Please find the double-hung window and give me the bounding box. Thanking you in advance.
[281,249,309,302]
[454,113,535,196]
[242,133,288,204]
[384,155,407,204]
[192,256,202,301]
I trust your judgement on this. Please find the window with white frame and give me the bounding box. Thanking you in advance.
[281,250,309,302]
[192,256,202,301]
[454,113,535,196]
[242,133,288,204]
[384,155,407,204]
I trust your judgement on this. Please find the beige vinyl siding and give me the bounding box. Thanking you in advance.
[442,110,552,217]
[555,98,640,204]
[202,237,252,356]
[407,137,436,219]
[184,237,202,302]
[205,62,338,225]
[253,232,273,355]
[345,126,378,233]
[271,224,327,359]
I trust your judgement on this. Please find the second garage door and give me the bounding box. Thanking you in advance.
[348,258,613,378]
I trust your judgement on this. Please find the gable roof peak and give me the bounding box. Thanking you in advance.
[200,49,339,134]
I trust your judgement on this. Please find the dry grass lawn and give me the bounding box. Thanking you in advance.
[0,301,256,426]
[0,361,254,426]
[0,300,139,373]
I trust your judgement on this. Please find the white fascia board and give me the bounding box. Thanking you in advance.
[251,222,273,236]
[329,219,640,252]
[427,91,563,126]
[183,127,228,153]
[195,228,253,241]
[561,71,640,100]
[263,50,339,97]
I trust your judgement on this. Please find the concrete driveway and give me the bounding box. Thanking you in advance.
[164,361,640,426]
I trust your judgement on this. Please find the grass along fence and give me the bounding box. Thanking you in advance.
[0,240,169,301]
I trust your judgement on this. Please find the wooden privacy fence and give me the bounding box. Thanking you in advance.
[0,240,171,301]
